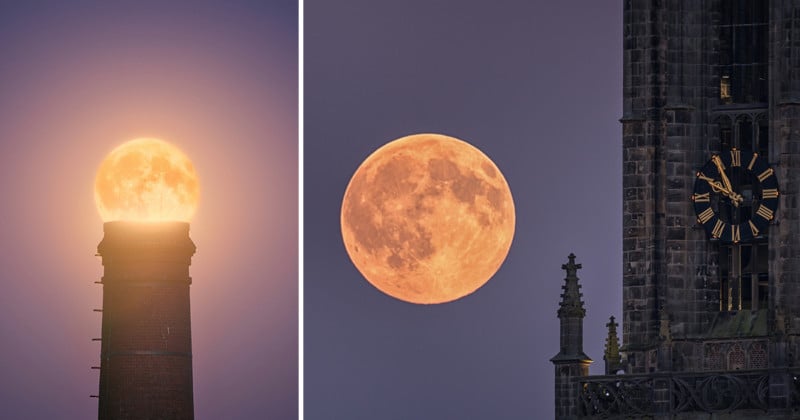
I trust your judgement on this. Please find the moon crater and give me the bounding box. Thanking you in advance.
[341,133,515,304]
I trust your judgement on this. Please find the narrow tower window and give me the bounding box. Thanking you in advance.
[716,114,769,311]
[715,0,769,312]
[718,0,768,104]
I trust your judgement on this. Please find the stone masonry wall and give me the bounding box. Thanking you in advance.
[622,0,665,372]
[772,0,800,341]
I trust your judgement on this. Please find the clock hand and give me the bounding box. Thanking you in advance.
[697,173,744,206]
[712,155,734,191]
[697,173,729,193]
[709,156,745,206]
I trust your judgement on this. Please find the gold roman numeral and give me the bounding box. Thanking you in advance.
[762,188,779,199]
[698,207,715,224]
[756,205,774,220]
[693,192,710,202]
[757,167,774,182]
[747,153,759,170]
[732,224,740,242]
[749,220,760,236]
[712,219,726,238]
[730,149,741,167]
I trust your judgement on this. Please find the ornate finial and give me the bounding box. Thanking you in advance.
[604,316,621,374]
[558,253,586,318]
[562,253,582,277]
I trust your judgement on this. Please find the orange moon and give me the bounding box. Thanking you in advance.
[94,138,200,222]
[341,133,515,304]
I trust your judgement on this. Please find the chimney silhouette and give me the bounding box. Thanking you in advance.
[96,221,196,420]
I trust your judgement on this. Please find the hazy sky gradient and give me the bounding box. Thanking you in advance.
[0,1,297,418]
[305,1,622,418]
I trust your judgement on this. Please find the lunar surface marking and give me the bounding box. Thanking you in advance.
[341,133,515,304]
[95,138,200,222]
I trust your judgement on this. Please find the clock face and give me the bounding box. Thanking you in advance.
[692,149,779,242]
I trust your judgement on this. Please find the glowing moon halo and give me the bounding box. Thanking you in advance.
[341,133,515,304]
[94,138,200,222]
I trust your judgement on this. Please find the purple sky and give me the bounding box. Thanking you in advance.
[0,1,297,418]
[304,1,622,418]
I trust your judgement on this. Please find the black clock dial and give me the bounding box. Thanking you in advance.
[692,149,779,242]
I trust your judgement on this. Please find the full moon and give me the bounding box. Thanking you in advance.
[341,133,515,304]
[94,138,200,222]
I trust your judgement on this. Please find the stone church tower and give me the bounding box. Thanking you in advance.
[554,1,800,418]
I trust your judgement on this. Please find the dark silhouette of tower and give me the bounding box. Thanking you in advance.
[551,254,592,419]
[96,222,196,420]
[554,1,800,418]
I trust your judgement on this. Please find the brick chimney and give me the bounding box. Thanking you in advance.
[96,221,196,420]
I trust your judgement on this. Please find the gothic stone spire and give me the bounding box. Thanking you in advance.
[552,253,592,420]
[552,253,591,362]
[604,316,622,375]
[558,253,586,319]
